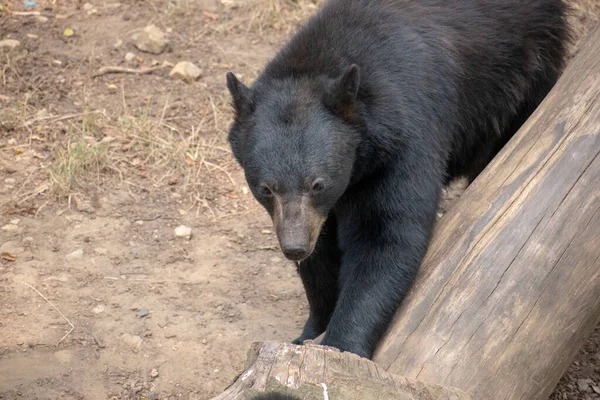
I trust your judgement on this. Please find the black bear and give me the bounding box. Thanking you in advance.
[226,0,570,359]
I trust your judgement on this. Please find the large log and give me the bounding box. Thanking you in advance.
[213,24,600,400]
[374,23,600,400]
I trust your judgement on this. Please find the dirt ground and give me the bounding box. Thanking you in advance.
[0,1,598,399]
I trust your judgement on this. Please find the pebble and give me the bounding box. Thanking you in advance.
[94,247,108,256]
[174,225,192,240]
[92,305,105,314]
[169,61,202,82]
[76,202,95,214]
[36,16,48,23]
[136,309,149,318]
[10,219,19,225]
[121,333,142,348]
[124,52,136,62]
[1,224,18,232]
[1,241,24,254]
[133,25,167,55]
[150,368,159,378]
[22,237,34,247]
[66,214,84,222]
[0,39,21,50]
[4,178,16,185]
[577,378,593,393]
[65,249,84,261]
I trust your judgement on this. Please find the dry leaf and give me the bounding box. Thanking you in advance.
[0,252,17,261]
[178,209,187,216]
[63,27,74,37]
[184,153,195,165]
[203,11,219,20]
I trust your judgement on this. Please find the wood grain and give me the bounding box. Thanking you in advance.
[210,342,471,400]
[373,23,600,400]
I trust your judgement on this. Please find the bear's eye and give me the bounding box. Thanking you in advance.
[258,185,273,197]
[311,179,325,193]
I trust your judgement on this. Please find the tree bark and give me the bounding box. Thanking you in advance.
[373,24,600,400]
[211,342,471,400]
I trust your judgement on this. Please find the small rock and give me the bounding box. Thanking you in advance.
[1,241,24,254]
[0,39,21,50]
[169,61,202,82]
[150,368,159,378]
[1,224,18,232]
[76,202,95,214]
[93,247,108,256]
[133,25,167,55]
[121,333,142,348]
[136,309,149,318]
[66,214,84,222]
[9,219,19,225]
[592,386,600,395]
[52,60,62,66]
[36,16,48,23]
[124,52,136,62]
[201,338,207,345]
[92,305,105,314]
[577,378,593,393]
[22,237,34,247]
[4,178,16,185]
[27,34,38,39]
[114,38,123,48]
[83,3,94,10]
[174,225,192,240]
[65,249,84,262]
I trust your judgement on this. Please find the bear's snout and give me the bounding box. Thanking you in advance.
[272,195,325,262]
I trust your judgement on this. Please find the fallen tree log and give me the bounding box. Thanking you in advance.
[373,23,600,399]
[213,24,600,400]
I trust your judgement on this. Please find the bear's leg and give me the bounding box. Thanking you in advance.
[321,161,443,358]
[292,215,341,344]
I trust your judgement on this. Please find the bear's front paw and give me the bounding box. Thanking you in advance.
[291,335,313,345]
[320,338,371,359]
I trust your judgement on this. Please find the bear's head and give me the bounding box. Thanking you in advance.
[226,65,362,261]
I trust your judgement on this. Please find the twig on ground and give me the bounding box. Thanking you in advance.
[91,62,172,78]
[24,111,104,127]
[19,281,75,346]
[203,160,236,186]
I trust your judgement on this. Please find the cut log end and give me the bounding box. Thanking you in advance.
[210,341,471,400]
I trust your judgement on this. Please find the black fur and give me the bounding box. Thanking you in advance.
[226,0,570,358]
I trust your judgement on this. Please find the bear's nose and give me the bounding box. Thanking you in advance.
[282,246,309,261]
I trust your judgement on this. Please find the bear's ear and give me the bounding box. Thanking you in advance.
[226,72,252,115]
[324,64,360,117]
